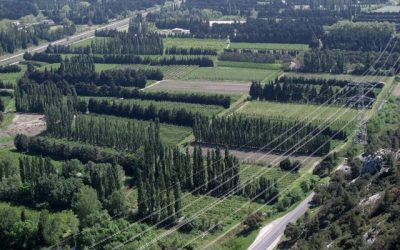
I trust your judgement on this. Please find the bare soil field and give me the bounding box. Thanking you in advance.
[189,143,319,166]
[146,80,251,94]
[0,113,46,147]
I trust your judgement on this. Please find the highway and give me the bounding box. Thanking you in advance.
[0,6,159,66]
[248,192,315,250]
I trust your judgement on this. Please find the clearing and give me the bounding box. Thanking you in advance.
[0,113,46,147]
[146,79,251,94]
[393,82,400,97]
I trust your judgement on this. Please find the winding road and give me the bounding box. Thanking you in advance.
[248,192,315,250]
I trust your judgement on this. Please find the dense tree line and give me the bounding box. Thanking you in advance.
[14,134,138,175]
[300,49,400,75]
[322,21,396,52]
[87,98,203,127]
[0,64,21,73]
[75,84,231,108]
[165,46,218,56]
[23,52,62,63]
[0,23,75,55]
[137,127,183,224]
[301,49,345,74]
[14,79,67,113]
[184,0,257,15]
[193,115,332,155]
[26,56,163,88]
[0,0,38,20]
[240,176,279,204]
[0,80,14,89]
[0,89,13,97]
[46,103,151,152]
[249,81,336,105]
[44,48,215,67]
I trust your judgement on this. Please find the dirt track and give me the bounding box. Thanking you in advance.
[147,80,251,94]
[0,113,46,147]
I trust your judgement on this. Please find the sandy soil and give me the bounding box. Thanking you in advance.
[189,143,318,166]
[147,80,251,94]
[0,113,46,144]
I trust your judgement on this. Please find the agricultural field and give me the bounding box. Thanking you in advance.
[117,64,199,80]
[147,79,251,94]
[230,42,309,51]
[163,38,227,51]
[217,61,283,70]
[0,64,27,84]
[237,101,357,123]
[185,67,281,82]
[71,37,110,48]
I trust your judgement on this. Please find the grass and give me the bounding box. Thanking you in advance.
[240,165,300,191]
[117,64,199,80]
[0,64,26,84]
[284,72,391,83]
[163,38,227,51]
[237,101,357,123]
[217,61,283,70]
[185,67,281,82]
[0,148,64,169]
[71,37,110,48]
[230,43,309,51]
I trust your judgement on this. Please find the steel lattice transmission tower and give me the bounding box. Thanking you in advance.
[345,82,376,145]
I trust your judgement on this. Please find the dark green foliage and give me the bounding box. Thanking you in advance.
[0,98,5,112]
[301,49,346,73]
[85,162,123,201]
[23,52,62,63]
[0,158,18,180]
[194,115,332,155]
[14,79,69,113]
[242,211,264,232]
[219,51,283,64]
[19,156,57,185]
[313,152,339,178]
[322,21,395,52]
[279,158,301,171]
[241,176,279,204]
[0,64,21,73]
[14,134,29,152]
[165,46,217,56]
[14,135,138,175]
[75,84,231,108]
[72,186,102,227]
[87,98,203,127]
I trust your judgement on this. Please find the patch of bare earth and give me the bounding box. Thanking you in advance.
[189,143,318,166]
[147,80,251,94]
[393,82,400,97]
[0,113,46,147]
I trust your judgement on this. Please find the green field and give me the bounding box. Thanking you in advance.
[237,101,357,123]
[185,67,281,82]
[71,37,110,48]
[118,64,199,80]
[0,64,26,84]
[230,42,309,51]
[284,72,390,83]
[240,165,300,192]
[163,38,227,51]
[217,61,283,70]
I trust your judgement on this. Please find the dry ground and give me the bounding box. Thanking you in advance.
[393,82,400,97]
[189,143,319,166]
[146,80,251,94]
[0,113,46,147]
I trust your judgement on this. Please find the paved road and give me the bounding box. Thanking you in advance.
[0,6,160,66]
[248,192,315,250]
